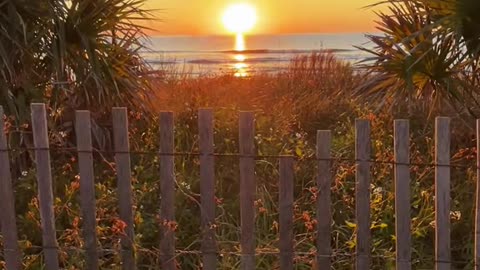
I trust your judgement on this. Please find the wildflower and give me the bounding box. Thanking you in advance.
[72,217,80,228]
[21,171,28,177]
[302,211,311,222]
[112,219,127,235]
[271,221,279,232]
[308,186,318,201]
[367,113,376,122]
[162,220,178,232]
[450,211,461,221]
[305,221,314,231]
[214,196,223,205]
[70,181,80,191]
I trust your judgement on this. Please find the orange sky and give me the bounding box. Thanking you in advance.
[144,0,382,36]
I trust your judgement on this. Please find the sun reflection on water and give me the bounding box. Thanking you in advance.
[233,61,248,77]
[235,33,246,51]
[233,34,249,77]
[234,54,246,62]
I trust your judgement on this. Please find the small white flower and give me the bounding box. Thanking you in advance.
[21,171,28,177]
[450,211,461,221]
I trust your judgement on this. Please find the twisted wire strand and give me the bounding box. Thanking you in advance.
[0,146,475,169]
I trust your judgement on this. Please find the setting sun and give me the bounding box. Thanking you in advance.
[222,3,257,34]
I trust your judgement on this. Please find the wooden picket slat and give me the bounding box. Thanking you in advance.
[159,111,176,270]
[394,120,411,270]
[435,117,451,270]
[279,157,294,270]
[239,112,255,270]
[112,108,136,270]
[0,106,21,270]
[75,111,99,269]
[476,119,480,270]
[31,103,60,270]
[199,109,217,269]
[355,119,371,270]
[316,130,332,270]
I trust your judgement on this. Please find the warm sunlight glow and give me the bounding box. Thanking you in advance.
[234,33,246,51]
[233,62,248,77]
[222,4,257,34]
[233,53,248,77]
[234,54,246,61]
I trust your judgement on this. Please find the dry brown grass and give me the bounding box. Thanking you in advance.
[150,52,363,136]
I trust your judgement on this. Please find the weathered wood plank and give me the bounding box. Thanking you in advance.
[112,108,136,270]
[239,112,255,270]
[476,119,480,270]
[0,106,21,270]
[199,109,217,270]
[75,111,99,269]
[394,120,411,270]
[279,157,294,270]
[355,119,371,270]
[435,117,451,270]
[316,130,332,270]
[159,112,176,270]
[31,103,59,270]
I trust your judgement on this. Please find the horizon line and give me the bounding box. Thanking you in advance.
[145,31,381,38]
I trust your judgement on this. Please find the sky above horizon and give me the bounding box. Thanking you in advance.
[144,0,382,36]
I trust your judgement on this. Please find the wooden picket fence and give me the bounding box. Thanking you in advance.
[0,103,479,270]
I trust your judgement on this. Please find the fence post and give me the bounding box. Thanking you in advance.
[394,120,411,270]
[0,106,21,270]
[476,119,480,270]
[239,111,255,270]
[279,157,294,270]
[31,103,60,270]
[112,108,136,270]
[159,112,176,270]
[435,117,451,270]
[75,111,99,269]
[199,109,217,270]
[355,119,371,270]
[316,130,332,270]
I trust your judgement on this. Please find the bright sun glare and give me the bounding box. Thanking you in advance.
[222,3,257,34]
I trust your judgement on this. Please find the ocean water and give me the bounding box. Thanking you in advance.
[141,33,372,76]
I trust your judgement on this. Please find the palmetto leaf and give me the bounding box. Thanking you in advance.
[0,0,154,126]
[417,0,480,56]
[357,0,480,115]
[356,0,480,116]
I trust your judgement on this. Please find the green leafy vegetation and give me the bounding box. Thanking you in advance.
[0,0,154,178]
[358,0,480,117]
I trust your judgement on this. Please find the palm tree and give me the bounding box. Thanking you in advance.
[0,0,153,125]
[357,0,480,116]
[0,0,154,174]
